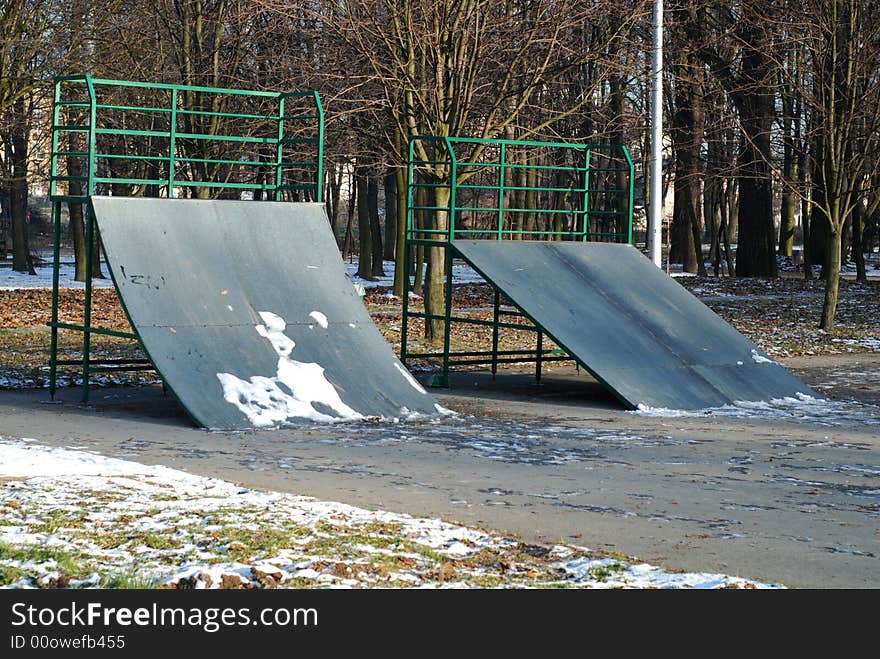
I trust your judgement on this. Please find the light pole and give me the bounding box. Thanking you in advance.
[649,0,664,267]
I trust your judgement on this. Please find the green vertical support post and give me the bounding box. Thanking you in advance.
[168,89,177,197]
[491,289,500,378]
[622,145,635,244]
[274,95,285,201]
[536,331,543,383]
[81,75,97,403]
[400,138,417,366]
[313,91,324,202]
[49,200,62,398]
[439,142,457,388]
[48,79,64,399]
[582,149,592,241]
[497,143,506,239]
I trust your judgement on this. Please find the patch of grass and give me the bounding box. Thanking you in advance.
[301,535,371,561]
[29,509,88,534]
[333,532,401,551]
[0,542,85,578]
[0,564,28,585]
[280,577,318,589]
[140,532,180,550]
[89,531,132,549]
[463,574,506,588]
[211,526,301,561]
[315,520,339,534]
[588,562,626,582]
[99,570,161,589]
[357,521,405,536]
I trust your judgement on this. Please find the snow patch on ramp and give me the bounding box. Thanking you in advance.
[309,310,329,329]
[217,311,363,426]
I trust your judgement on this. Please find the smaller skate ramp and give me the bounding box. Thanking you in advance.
[453,240,815,410]
[91,197,439,429]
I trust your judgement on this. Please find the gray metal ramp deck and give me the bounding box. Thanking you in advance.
[452,240,815,410]
[91,197,438,429]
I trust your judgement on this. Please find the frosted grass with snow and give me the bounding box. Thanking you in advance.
[0,438,779,589]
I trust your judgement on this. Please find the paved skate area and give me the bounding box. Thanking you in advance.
[1,352,877,588]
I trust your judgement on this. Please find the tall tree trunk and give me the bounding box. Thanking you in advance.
[393,165,408,297]
[0,188,9,260]
[10,188,33,275]
[852,193,866,283]
[669,65,704,273]
[355,172,372,279]
[670,181,697,271]
[778,49,797,257]
[800,137,813,280]
[327,164,342,242]
[424,185,449,344]
[9,100,34,275]
[368,176,385,277]
[779,131,796,256]
[343,167,356,259]
[820,227,841,331]
[383,169,397,262]
[732,40,777,278]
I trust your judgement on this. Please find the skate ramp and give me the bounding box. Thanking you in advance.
[91,196,439,429]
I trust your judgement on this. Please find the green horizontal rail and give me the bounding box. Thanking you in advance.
[96,153,169,162]
[88,365,157,374]
[405,312,536,333]
[89,77,281,97]
[95,103,172,114]
[409,349,565,359]
[48,322,139,340]
[455,184,584,193]
[174,180,277,190]
[51,150,89,157]
[55,358,151,366]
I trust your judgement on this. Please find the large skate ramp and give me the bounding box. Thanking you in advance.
[91,197,439,429]
[453,240,815,410]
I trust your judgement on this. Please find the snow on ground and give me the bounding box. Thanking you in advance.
[4,246,879,291]
[0,438,777,589]
[633,392,880,427]
[0,260,116,291]
[0,258,481,292]
[345,259,483,289]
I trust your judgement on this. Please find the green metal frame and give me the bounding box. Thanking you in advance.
[48,74,324,402]
[400,135,635,386]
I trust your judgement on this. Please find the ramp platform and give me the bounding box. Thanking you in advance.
[91,197,439,429]
[452,240,815,410]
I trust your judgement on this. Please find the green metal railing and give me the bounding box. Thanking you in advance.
[405,135,634,245]
[400,135,634,386]
[48,75,324,402]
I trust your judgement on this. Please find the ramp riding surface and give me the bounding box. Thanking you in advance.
[452,240,815,410]
[91,197,438,429]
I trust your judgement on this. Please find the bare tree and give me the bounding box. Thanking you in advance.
[1,0,91,273]
[313,0,646,342]
[797,0,880,329]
